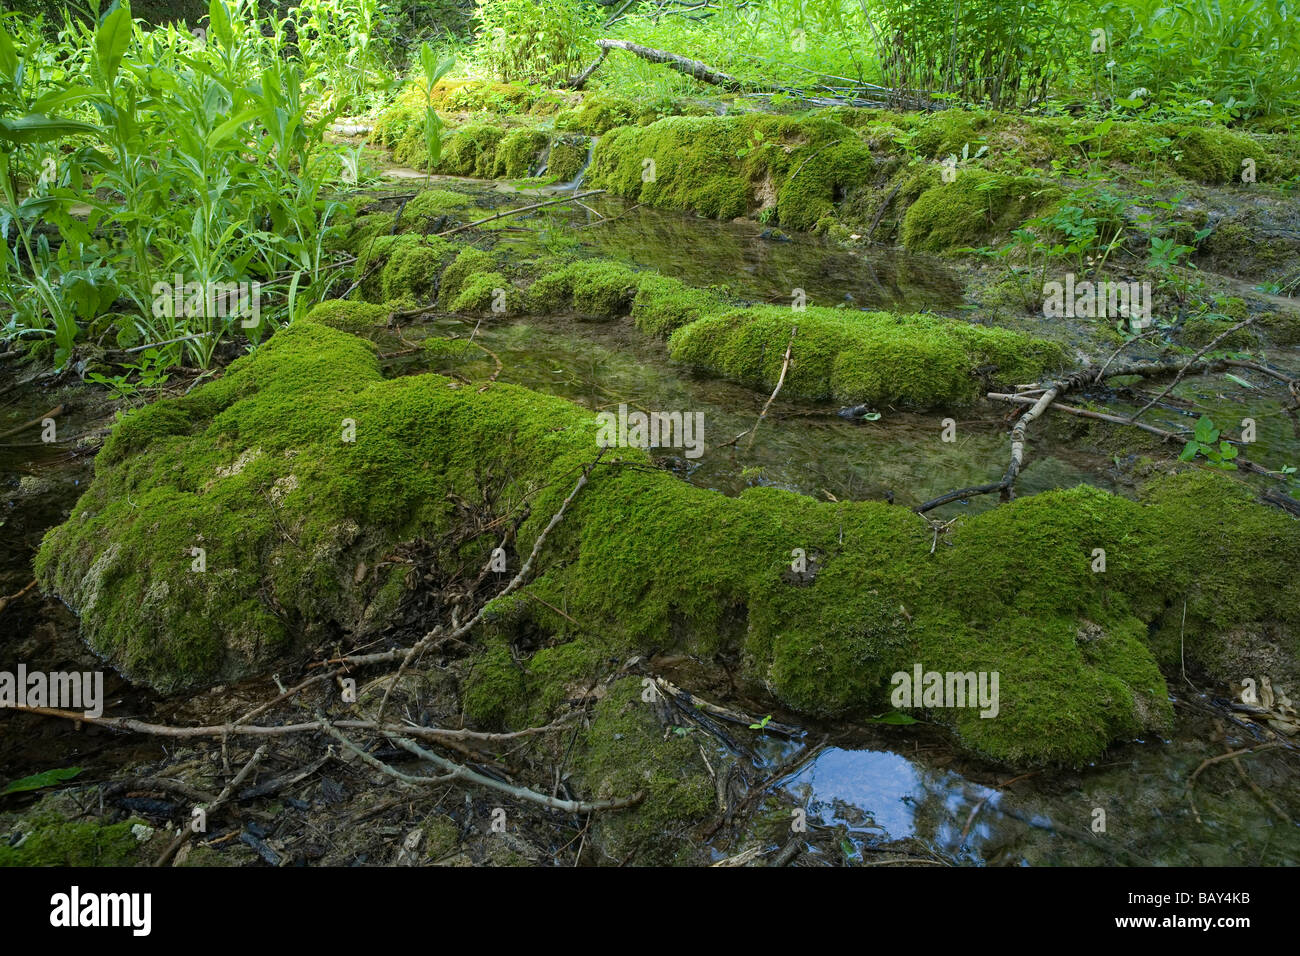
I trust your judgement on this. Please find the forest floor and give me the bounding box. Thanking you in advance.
[3,85,1300,867]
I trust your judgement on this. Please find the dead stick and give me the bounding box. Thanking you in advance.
[1130,316,1257,423]
[0,405,62,442]
[155,745,267,866]
[16,707,575,744]
[0,579,38,615]
[392,736,642,812]
[744,325,796,451]
[436,191,606,239]
[1000,385,1059,500]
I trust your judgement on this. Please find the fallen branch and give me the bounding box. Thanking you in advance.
[564,46,609,89]
[595,38,760,91]
[744,324,796,451]
[653,677,801,737]
[1000,385,1059,500]
[392,736,642,812]
[16,707,576,745]
[0,404,62,442]
[1130,316,1257,423]
[0,579,37,615]
[436,191,606,239]
[155,745,267,867]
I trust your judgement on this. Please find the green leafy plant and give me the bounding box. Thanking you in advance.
[472,0,596,85]
[418,43,456,183]
[0,1,359,371]
[748,714,772,730]
[2,766,82,795]
[1179,415,1239,470]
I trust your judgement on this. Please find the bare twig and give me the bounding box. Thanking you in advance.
[1130,316,1257,423]
[436,192,606,239]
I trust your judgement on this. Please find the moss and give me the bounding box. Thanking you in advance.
[352,233,455,304]
[587,113,875,230]
[524,640,603,723]
[494,128,550,178]
[449,271,516,313]
[630,273,725,337]
[438,247,497,308]
[545,135,590,183]
[530,260,639,317]
[667,305,1067,407]
[1140,469,1300,679]
[422,814,460,860]
[399,189,473,229]
[1257,309,1300,346]
[1179,313,1260,349]
[554,94,640,135]
[344,212,398,256]
[0,811,144,867]
[574,677,715,864]
[901,168,1060,253]
[462,638,529,727]
[37,316,1300,767]
[437,124,507,178]
[1109,123,1265,184]
[304,300,391,336]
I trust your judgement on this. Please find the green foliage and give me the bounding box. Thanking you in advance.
[2,767,82,795]
[867,0,1062,109]
[471,0,598,84]
[418,44,457,172]
[0,1,360,370]
[1179,415,1239,470]
[1095,0,1300,123]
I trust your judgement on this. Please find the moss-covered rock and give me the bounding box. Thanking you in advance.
[900,168,1060,253]
[36,317,1300,767]
[575,676,715,864]
[667,304,1067,406]
[530,259,639,316]
[587,113,876,230]
[545,135,591,183]
[352,233,455,305]
[494,128,550,178]
[0,808,145,867]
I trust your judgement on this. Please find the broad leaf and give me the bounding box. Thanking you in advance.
[96,6,133,83]
[2,767,82,795]
[0,115,100,145]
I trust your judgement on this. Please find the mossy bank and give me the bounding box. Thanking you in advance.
[36,316,1300,767]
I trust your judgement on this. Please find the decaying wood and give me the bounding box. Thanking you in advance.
[595,38,754,91]
[437,191,606,239]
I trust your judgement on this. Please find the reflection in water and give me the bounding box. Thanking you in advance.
[788,748,990,841]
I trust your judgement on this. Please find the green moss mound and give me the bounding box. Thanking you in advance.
[575,677,716,864]
[37,313,1299,766]
[667,304,1067,406]
[494,128,550,178]
[900,168,1060,253]
[0,810,144,867]
[545,135,591,182]
[587,113,876,231]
